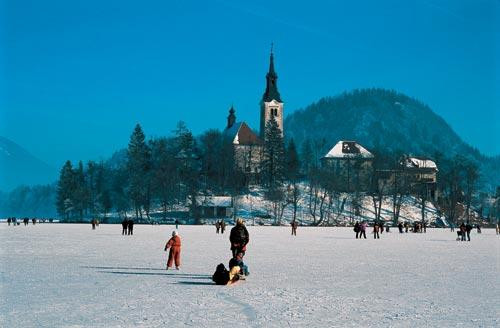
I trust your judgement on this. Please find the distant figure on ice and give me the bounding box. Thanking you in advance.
[121,219,128,235]
[497,223,499,235]
[175,219,179,230]
[373,223,380,239]
[379,221,384,234]
[32,218,36,225]
[229,251,250,277]
[423,221,427,233]
[24,218,29,226]
[398,222,403,233]
[359,222,367,239]
[459,223,466,241]
[291,220,298,236]
[230,218,249,257]
[476,224,481,234]
[7,218,11,226]
[127,219,134,235]
[405,222,409,233]
[164,231,181,270]
[215,221,220,234]
[91,219,96,230]
[354,221,360,238]
[220,220,226,234]
[465,223,472,241]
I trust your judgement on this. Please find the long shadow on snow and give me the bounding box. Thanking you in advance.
[97,271,211,278]
[177,281,214,286]
[83,265,210,277]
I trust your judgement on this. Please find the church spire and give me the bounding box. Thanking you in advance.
[227,105,236,129]
[262,44,282,103]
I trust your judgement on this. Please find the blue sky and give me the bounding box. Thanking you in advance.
[1,0,498,167]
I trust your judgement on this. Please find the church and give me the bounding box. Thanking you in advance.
[223,49,284,178]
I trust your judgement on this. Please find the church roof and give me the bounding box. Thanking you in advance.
[224,122,262,146]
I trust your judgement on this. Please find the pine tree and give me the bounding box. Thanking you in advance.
[127,123,152,220]
[262,118,285,188]
[285,138,300,182]
[56,160,75,220]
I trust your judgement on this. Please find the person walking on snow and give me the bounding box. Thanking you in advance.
[215,221,220,234]
[127,219,134,235]
[465,223,472,242]
[164,231,181,270]
[354,221,360,239]
[230,218,249,257]
[220,220,226,234]
[121,219,128,235]
[359,222,367,239]
[373,223,380,239]
[291,220,298,236]
[459,222,466,241]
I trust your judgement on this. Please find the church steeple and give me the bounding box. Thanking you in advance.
[262,45,282,103]
[227,105,236,129]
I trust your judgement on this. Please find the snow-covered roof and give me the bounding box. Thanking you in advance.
[323,141,374,159]
[404,157,438,170]
[194,196,232,207]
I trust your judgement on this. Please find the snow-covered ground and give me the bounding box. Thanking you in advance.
[1,224,498,327]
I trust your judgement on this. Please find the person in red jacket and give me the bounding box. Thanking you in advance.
[164,231,181,270]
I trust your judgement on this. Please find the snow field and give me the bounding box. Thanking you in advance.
[1,224,498,327]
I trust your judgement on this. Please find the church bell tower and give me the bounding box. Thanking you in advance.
[260,45,284,139]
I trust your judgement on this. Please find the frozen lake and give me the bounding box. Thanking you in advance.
[1,224,498,327]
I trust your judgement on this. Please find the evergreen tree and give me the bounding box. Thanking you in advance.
[285,138,300,182]
[262,118,285,188]
[127,123,152,220]
[56,160,75,220]
[73,161,89,220]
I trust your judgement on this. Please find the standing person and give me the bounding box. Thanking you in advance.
[215,221,220,234]
[7,218,11,226]
[459,223,466,241]
[354,221,360,239]
[398,222,403,233]
[175,219,179,230]
[121,219,128,235]
[32,218,36,225]
[423,221,427,233]
[405,222,409,233]
[379,221,384,234]
[465,223,473,242]
[476,224,481,234]
[91,219,96,230]
[291,220,298,236]
[164,231,181,270]
[359,221,367,239]
[128,219,134,235]
[230,218,249,257]
[373,223,380,239]
[220,220,226,234]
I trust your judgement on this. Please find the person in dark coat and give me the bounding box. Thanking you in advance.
[373,223,380,239]
[476,224,481,234]
[354,221,360,239]
[359,222,367,239]
[7,218,11,226]
[220,220,226,234]
[127,219,134,235]
[398,222,403,233]
[91,219,96,230]
[379,221,384,234]
[465,223,473,241]
[121,219,128,235]
[459,223,466,241]
[291,220,298,236]
[215,221,220,234]
[230,218,249,257]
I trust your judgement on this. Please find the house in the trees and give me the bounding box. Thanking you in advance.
[193,196,233,220]
[223,48,284,180]
[402,156,438,201]
[321,141,374,191]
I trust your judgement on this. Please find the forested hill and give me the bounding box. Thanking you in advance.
[284,88,499,191]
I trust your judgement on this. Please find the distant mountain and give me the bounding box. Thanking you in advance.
[285,88,499,191]
[0,136,58,191]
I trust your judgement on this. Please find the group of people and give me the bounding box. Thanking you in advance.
[162,217,251,285]
[7,217,40,226]
[90,219,100,230]
[353,221,387,239]
[457,222,473,241]
[121,219,134,235]
[214,220,226,234]
[397,221,427,233]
